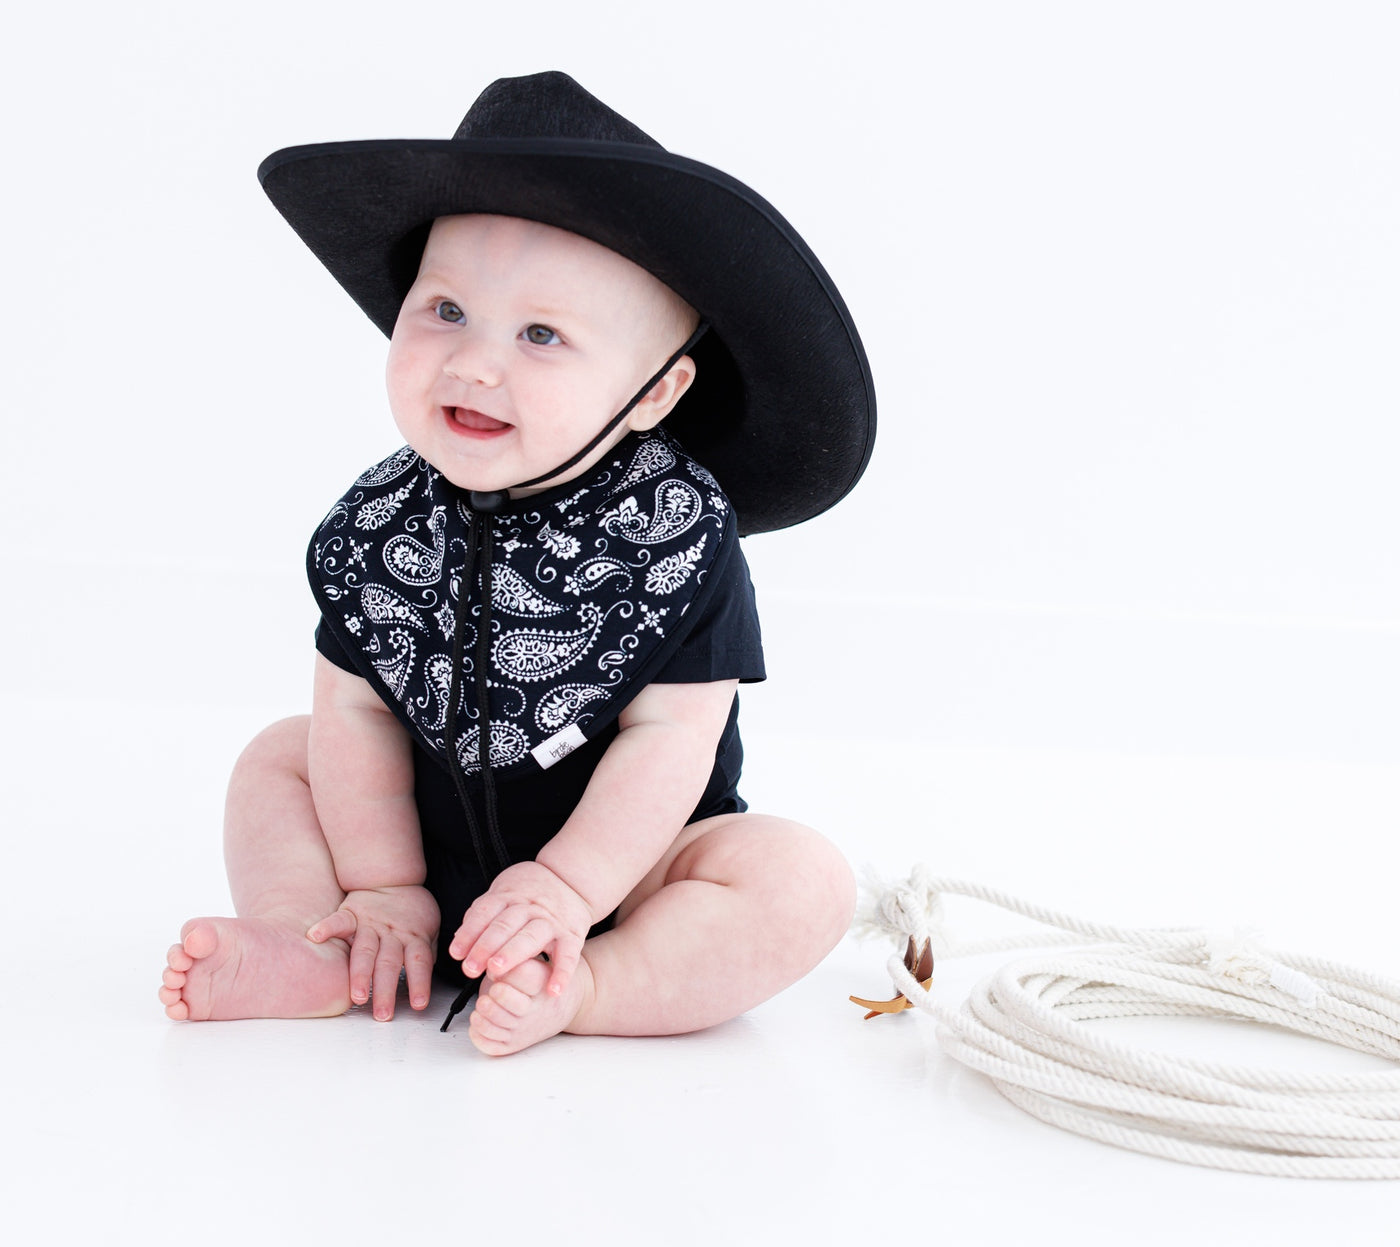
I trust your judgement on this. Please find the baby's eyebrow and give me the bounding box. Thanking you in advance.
[519,301,571,323]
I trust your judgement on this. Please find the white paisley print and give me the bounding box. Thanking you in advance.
[309,430,731,777]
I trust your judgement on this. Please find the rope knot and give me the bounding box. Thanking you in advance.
[852,866,951,958]
[1203,927,1271,985]
[1202,927,1320,1008]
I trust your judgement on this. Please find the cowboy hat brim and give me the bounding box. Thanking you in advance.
[258,136,875,535]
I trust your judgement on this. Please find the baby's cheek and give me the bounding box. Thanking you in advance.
[384,340,414,400]
[384,348,428,438]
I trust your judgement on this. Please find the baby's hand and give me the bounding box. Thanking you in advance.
[307,884,440,1020]
[449,862,593,999]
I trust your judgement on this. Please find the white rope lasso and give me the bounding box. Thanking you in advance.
[851,868,1400,1179]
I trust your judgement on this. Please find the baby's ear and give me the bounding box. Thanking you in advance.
[628,356,697,431]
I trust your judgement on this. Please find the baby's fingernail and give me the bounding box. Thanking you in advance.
[464,961,479,976]
[413,997,427,1009]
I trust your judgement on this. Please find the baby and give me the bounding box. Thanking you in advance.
[159,72,876,1056]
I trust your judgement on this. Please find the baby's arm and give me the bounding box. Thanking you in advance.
[449,678,740,996]
[304,653,439,1017]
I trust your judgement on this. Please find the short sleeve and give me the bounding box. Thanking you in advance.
[651,531,765,685]
[315,617,360,673]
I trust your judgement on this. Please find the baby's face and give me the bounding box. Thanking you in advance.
[386,214,694,495]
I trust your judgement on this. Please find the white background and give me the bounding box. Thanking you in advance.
[2,1,1397,1241]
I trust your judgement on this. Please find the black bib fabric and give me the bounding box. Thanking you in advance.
[308,430,733,780]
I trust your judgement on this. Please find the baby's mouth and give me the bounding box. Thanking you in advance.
[447,406,511,434]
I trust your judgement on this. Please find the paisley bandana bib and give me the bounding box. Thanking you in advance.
[309,430,733,780]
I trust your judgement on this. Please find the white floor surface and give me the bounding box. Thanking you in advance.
[6,642,1399,1245]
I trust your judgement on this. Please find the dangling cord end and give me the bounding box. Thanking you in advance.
[440,983,477,1032]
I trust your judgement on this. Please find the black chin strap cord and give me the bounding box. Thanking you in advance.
[509,320,709,492]
[439,323,709,1033]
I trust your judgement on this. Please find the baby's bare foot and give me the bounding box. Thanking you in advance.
[468,956,595,1057]
[159,916,351,1021]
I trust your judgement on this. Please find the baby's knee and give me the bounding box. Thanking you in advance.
[781,824,857,944]
[230,716,312,785]
[707,817,856,944]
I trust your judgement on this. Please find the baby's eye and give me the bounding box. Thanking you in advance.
[523,324,561,346]
[435,301,465,323]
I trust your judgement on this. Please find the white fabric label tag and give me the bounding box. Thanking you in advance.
[531,724,588,770]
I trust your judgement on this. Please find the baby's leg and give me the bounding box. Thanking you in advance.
[467,815,853,1055]
[159,717,352,1020]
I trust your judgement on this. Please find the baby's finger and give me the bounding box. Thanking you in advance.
[404,937,434,1011]
[456,910,526,978]
[484,918,557,978]
[544,939,582,998]
[371,935,404,1021]
[448,895,506,967]
[348,926,381,1007]
[307,909,357,944]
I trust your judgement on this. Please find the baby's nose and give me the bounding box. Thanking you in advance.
[444,332,505,385]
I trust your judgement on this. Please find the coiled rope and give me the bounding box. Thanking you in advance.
[852,868,1400,1179]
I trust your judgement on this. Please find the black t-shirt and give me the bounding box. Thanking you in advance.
[315,520,765,940]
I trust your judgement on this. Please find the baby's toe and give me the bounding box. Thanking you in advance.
[166,942,194,974]
[467,1008,512,1048]
[179,922,219,960]
[494,956,552,998]
[474,988,520,1027]
[471,995,504,1030]
[485,980,534,1017]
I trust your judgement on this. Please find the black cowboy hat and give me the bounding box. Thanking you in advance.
[258,71,875,535]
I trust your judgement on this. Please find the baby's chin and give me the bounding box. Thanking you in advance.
[410,446,518,497]
[438,467,515,495]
